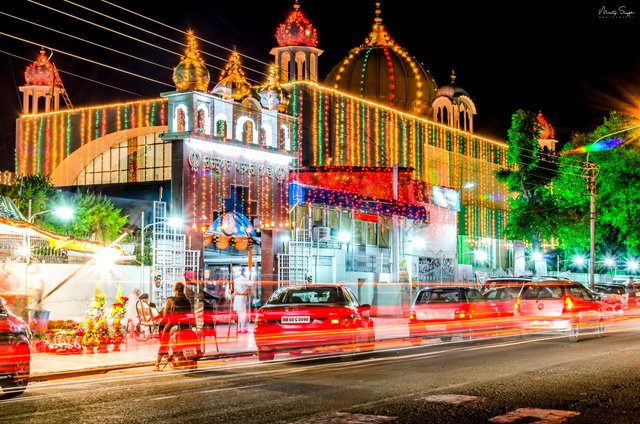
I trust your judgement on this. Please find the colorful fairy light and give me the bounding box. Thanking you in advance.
[275,1,318,47]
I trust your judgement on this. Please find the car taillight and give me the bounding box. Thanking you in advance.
[514,296,521,314]
[330,318,340,325]
[409,311,416,321]
[562,296,574,313]
[254,314,266,327]
[455,309,469,319]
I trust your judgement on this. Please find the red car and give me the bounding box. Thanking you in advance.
[0,296,31,396]
[253,284,375,361]
[409,286,497,344]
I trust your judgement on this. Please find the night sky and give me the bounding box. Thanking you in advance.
[0,0,639,172]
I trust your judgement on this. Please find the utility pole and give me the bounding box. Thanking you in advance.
[585,162,598,291]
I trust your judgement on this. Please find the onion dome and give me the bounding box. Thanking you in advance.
[24,47,56,86]
[172,31,210,92]
[537,112,555,139]
[324,2,437,116]
[212,51,253,101]
[275,1,318,47]
[259,64,290,111]
[435,69,469,99]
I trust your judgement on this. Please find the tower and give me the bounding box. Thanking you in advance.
[18,48,72,114]
[270,1,323,83]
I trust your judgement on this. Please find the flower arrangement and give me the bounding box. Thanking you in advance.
[81,284,106,350]
[109,285,127,345]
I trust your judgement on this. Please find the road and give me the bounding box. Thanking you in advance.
[2,319,640,423]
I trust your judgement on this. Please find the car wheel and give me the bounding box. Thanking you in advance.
[568,323,581,342]
[257,349,275,361]
[1,344,30,396]
[440,336,453,342]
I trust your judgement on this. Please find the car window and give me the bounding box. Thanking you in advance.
[466,289,484,302]
[343,287,360,306]
[416,289,460,304]
[569,285,594,301]
[522,285,562,300]
[268,287,344,305]
[484,289,499,301]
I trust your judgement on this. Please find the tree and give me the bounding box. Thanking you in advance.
[495,109,559,251]
[554,111,640,255]
[45,190,128,244]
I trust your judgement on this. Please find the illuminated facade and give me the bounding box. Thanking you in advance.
[14,2,516,289]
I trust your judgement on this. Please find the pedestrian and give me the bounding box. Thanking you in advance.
[125,287,140,334]
[232,266,253,334]
[28,265,47,335]
[154,281,192,370]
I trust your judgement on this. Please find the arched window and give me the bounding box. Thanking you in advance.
[216,120,227,138]
[177,108,186,132]
[197,109,205,133]
[242,120,253,143]
[259,128,267,147]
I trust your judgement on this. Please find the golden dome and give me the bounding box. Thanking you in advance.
[212,51,253,101]
[172,31,210,92]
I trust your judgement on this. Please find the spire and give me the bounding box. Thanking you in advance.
[172,30,210,91]
[275,1,318,47]
[364,1,395,47]
[450,69,456,84]
[214,50,252,101]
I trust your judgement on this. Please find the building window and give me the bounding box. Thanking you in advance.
[216,120,227,138]
[197,109,205,133]
[354,220,365,245]
[242,120,253,143]
[177,108,186,132]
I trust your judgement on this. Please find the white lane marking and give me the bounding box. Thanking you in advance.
[421,394,484,404]
[201,383,264,393]
[152,395,177,401]
[489,408,580,423]
[291,412,396,423]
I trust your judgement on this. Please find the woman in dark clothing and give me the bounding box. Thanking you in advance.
[153,281,191,371]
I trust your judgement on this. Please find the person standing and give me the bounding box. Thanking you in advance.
[125,288,140,334]
[232,266,253,334]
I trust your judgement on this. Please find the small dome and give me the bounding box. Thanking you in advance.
[435,69,469,99]
[324,2,437,115]
[259,64,290,111]
[275,1,318,47]
[172,31,210,92]
[24,48,56,86]
[537,112,555,139]
[212,51,253,101]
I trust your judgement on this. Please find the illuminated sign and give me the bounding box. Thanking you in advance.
[431,186,460,211]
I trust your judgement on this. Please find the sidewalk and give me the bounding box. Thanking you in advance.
[29,317,409,381]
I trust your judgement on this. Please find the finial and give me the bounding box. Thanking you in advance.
[40,46,46,55]
[375,1,382,23]
[294,0,300,10]
[450,68,456,84]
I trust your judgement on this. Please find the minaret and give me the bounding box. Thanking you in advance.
[19,47,71,114]
[270,1,323,83]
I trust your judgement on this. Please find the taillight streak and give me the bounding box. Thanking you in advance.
[562,296,574,313]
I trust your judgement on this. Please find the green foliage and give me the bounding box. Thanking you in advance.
[12,175,58,219]
[495,110,559,249]
[553,111,640,255]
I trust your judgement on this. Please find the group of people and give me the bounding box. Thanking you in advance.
[134,266,254,371]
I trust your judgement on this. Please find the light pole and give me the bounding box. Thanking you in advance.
[564,123,640,290]
[139,213,183,297]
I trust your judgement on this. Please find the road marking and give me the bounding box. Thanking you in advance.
[152,395,177,400]
[421,394,484,404]
[201,383,264,393]
[489,408,580,423]
[291,412,396,423]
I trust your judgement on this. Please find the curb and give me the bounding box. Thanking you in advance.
[29,349,257,382]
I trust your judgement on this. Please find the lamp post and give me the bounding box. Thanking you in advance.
[565,123,640,290]
[139,212,183,297]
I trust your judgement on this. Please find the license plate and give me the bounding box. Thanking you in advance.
[530,321,552,328]
[184,347,197,357]
[282,316,310,324]
[426,324,447,331]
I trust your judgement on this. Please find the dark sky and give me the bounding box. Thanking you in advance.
[1,0,639,172]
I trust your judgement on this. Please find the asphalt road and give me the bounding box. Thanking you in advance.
[2,319,640,424]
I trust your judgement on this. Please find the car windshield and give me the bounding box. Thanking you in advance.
[268,287,344,305]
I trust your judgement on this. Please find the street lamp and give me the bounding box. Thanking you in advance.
[315,232,350,283]
[564,123,640,290]
[24,198,74,263]
[139,211,183,297]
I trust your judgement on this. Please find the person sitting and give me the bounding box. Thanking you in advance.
[153,282,192,371]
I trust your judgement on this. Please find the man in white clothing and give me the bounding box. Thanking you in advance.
[232,266,252,333]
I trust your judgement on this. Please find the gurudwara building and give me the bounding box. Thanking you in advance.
[14,2,519,306]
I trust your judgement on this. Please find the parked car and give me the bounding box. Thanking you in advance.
[482,285,523,320]
[0,296,32,396]
[513,280,605,341]
[253,284,375,361]
[480,277,532,294]
[409,286,496,344]
[594,282,636,311]
[590,285,624,318]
